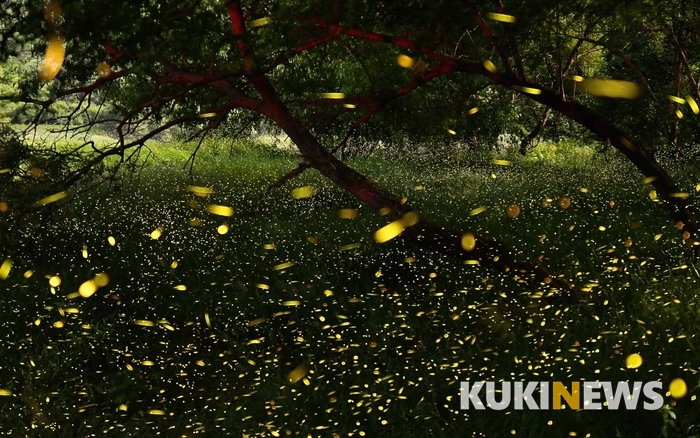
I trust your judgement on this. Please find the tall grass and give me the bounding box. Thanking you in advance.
[0,138,698,437]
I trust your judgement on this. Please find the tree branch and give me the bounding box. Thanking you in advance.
[296,18,699,247]
[225,0,581,302]
[564,34,659,104]
[268,161,311,191]
[450,60,699,242]
[335,62,458,153]
[260,30,343,74]
[496,0,525,79]
[464,0,513,75]
[302,16,456,64]
[519,107,552,155]
[671,32,700,100]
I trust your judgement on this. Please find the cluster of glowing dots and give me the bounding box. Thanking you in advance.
[38,272,110,298]
[4,108,698,436]
[184,185,231,233]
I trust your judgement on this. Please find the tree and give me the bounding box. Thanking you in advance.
[3,0,700,302]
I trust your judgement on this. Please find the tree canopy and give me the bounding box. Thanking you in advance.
[3,0,700,297]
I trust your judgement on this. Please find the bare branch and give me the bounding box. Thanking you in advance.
[260,30,343,74]
[268,161,311,191]
[302,16,456,64]
[464,0,513,74]
[63,100,241,188]
[671,32,700,100]
[519,107,552,154]
[496,0,525,79]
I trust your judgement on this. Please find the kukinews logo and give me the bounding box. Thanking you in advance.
[460,381,664,410]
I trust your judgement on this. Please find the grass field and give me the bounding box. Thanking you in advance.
[1,138,700,437]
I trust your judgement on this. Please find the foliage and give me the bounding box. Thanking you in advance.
[0,143,699,436]
[3,1,700,436]
[1,0,698,156]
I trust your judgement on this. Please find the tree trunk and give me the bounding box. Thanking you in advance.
[670,42,682,159]
[520,108,552,155]
[259,88,581,302]
[225,2,582,302]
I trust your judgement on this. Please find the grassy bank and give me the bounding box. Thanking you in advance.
[1,138,699,437]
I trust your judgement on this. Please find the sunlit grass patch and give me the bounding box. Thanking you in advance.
[0,139,699,436]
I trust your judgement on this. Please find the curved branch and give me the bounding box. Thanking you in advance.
[495,0,524,78]
[465,0,513,75]
[519,107,551,155]
[671,32,700,100]
[268,161,311,191]
[476,66,699,241]
[302,16,456,64]
[302,16,699,245]
[260,30,343,74]
[226,0,581,302]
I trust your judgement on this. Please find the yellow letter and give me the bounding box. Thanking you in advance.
[553,382,579,410]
